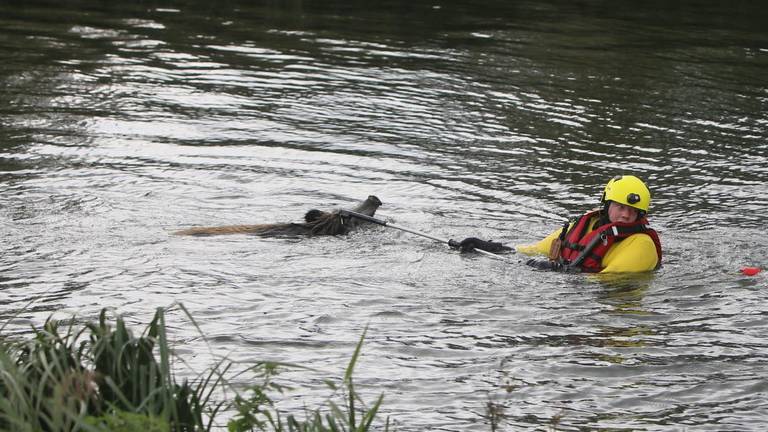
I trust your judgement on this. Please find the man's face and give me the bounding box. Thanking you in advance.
[607,201,639,223]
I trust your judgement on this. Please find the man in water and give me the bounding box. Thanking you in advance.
[455,175,662,273]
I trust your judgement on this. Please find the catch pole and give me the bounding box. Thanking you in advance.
[340,210,509,261]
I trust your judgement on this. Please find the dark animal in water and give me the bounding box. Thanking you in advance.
[173,195,382,237]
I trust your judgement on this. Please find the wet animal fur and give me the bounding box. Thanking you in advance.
[174,196,381,237]
[174,210,344,237]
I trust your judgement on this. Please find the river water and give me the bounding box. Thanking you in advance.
[1,1,767,430]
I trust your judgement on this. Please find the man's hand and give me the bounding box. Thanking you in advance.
[525,259,578,272]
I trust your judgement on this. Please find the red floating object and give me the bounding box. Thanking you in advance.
[740,267,762,276]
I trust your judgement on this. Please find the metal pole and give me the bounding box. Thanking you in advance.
[340,210,510,261]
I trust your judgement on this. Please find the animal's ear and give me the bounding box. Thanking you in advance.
[304,209,327,223]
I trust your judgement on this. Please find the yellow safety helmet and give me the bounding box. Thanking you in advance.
[601,175,651,213]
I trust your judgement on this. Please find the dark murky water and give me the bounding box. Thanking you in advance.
[2,1,767,430]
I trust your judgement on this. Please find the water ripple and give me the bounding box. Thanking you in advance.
[2,1,767,430]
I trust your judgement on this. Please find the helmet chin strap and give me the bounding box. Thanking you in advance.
[597,201,611,227]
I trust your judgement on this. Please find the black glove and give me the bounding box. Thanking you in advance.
[525,259,578,272]
[453,237,511,253]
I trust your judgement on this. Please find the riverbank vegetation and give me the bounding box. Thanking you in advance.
[0,305,389,431]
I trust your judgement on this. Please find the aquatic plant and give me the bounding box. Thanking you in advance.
[0,317,94,431]
[226,327,389,432]
[483,368,518,432]
[0,306,389,432]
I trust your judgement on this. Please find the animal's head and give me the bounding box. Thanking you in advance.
[304,195,382,236]
[304,209,326,223]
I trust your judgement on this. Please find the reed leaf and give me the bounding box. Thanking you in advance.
[2,305,391,432]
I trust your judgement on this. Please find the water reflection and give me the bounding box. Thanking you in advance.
[593,272,654,314]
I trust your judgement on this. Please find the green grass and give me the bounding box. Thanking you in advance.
[0,305,390,432]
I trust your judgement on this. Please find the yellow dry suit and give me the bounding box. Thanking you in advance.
[516,212,661,273]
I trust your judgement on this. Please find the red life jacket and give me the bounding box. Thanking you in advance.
[559,210,662,273]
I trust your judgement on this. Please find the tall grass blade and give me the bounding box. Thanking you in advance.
[2,305,391,432]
